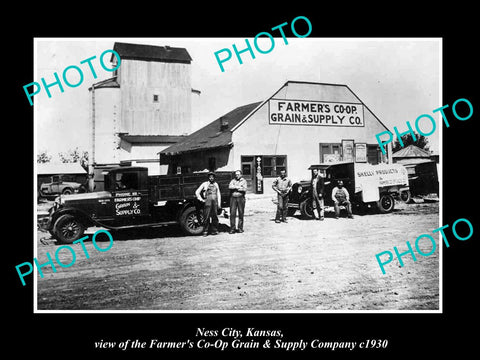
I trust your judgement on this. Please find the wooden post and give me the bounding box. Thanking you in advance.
[88,85,96,192]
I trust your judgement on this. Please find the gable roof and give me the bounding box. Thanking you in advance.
[231,80,390,132]
[392,144,431,158]
[160,102,262,156]
[112,42,192,64]
[161,80,390,158]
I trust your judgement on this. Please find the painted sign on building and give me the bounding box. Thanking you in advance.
[269,99,364,127]
[255,156,264,194]
[342,139,355,162]
[355,143,367,162]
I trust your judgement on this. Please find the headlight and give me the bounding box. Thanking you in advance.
[297,185,302,193]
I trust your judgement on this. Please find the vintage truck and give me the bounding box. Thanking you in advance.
[43,167,232,243]
[288,162,409,218]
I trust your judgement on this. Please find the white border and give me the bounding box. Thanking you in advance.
[33,37,443,314]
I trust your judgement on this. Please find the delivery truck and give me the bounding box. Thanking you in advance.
[288,161,409,218]
[43,167,233,243]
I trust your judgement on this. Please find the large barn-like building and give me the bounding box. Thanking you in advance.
[160,81,393,194]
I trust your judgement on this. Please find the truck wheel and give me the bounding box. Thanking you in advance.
[377,193,395,213]
[299,199,314,219]
[62,188,73,195]
[53,214,85,244]
[179,206,205,235]
[400,190,411,203]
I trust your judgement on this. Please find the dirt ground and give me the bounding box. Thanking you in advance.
[35,198,439,311]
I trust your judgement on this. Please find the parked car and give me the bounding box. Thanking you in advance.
[42,167,233,243]
[288,162,409,218]
[39,174,87,198]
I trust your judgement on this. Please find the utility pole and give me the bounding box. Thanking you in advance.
[88,84,96,192]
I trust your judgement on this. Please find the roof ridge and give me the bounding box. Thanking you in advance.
[112,42,192,63]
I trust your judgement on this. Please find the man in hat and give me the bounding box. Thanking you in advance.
[195,172,222,236]
[331,180,353,219]
[311,168,325,220]
[272,169,292,223]
[228,170,247,234]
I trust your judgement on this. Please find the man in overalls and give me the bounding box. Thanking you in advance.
[195,172,222,236]
[331,180,353,219]
[272,169,292,223]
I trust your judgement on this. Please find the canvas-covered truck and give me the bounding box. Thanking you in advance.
[42,167,233,243]
[288,162,409,218]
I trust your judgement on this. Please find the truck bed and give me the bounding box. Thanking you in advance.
[148,172,233,205]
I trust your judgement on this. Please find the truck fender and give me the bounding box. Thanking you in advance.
[176,200,201,220]
[50,208,95,230]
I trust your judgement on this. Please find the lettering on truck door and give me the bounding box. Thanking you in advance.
[112,172,149,218]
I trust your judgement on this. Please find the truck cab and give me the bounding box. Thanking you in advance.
[45,167,233,243]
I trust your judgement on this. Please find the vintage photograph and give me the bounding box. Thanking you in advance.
[34,37,441,311]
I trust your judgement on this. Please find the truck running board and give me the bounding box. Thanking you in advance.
[103,221,179,230]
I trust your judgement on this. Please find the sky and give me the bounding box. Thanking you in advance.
[34,37,441,161]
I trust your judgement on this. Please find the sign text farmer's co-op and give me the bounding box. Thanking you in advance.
[269,99,364,127]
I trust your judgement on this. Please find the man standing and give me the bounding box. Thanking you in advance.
[272,169,292,223]
[228,170,247,234]
[331,180,353,219]
[311,168,325,220]
[195,172,222,236]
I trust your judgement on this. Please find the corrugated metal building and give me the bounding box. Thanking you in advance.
[392,144,432,164]
[392,144,439,196]
[160,81,392,194]
[89,42,194,181]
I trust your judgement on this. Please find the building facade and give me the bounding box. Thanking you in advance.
[89,42,193,184]
[160,81,392,194]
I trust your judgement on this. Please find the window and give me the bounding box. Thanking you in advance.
[262,155,287,177]
[153,94,159,102]
[242,163,252,176]
[241,156,254,177]
[263,156,273,176]
[407,166,416,175]
[275,156,286,173]
[319,143,342,163]
[115,172,139,190]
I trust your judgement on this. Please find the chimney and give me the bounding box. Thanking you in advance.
[220,116,228,130]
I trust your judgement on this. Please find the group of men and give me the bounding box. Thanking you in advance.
[195,170,247,236]
[272,168,353,223]
[310,168,354,221]
[195,168,353,236]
